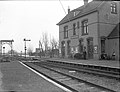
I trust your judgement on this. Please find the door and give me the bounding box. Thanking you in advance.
[101,39,105,53]
[87,38,93,59]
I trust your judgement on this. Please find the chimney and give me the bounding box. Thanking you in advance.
[84,0,88,6]
[68,6,70,14]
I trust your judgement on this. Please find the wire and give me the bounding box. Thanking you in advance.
[59,0,67,15]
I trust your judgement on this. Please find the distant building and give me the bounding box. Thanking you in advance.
[57,0,120,60]
[35,48,40,53]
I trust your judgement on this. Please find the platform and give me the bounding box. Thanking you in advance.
[43,57,120,69]
[0,61,68,92]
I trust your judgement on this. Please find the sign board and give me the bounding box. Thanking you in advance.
[94,45,98,54]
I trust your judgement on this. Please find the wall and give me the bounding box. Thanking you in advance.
[59,1,120,60]
[106,38,119,60]
[59,11,99,59]
[98,1,120,59]
[99,1,119,37]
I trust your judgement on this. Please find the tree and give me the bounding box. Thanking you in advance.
[42,32,49,56]
[39,38,44,57]
[50,37,59,49]
[39,32,59,57]
[27,46,33,56]
[50,37,59,57]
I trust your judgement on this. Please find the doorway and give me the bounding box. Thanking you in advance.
[101,39,105,53]
[87,37,93,59]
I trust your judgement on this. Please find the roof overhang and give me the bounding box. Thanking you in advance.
[57,9,97,26]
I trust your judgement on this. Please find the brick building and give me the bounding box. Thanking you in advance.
[57,0,120,60]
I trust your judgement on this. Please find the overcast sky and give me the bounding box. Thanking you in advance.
[0,0,92,53]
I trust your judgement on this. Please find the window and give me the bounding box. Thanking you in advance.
[74,12,76,16]
[73,23,76,35]
[82,20,88,35]
[64,26,68,38]
[73,11,79,16]
[111,2,117,14]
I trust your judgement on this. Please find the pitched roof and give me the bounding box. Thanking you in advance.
[57,1,104,25]
[107,23,120,39]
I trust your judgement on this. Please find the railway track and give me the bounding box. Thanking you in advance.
[45,60,120,79]
[22,61,119,92]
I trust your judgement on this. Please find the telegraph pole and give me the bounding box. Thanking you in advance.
[23,38,31,58]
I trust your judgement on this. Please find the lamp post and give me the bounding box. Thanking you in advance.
[23,38,31,58]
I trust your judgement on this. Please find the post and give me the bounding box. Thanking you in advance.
[25,39,26,58]
[23,38,31,58]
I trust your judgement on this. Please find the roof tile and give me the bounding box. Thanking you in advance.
[57,1,104,25]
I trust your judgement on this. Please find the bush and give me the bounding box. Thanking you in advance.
[74,53,83,59]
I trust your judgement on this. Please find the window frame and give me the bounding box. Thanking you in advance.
[74,12,76,16]
[111,2,117,14]
[82,19,88,35]
[64,25,68,39]
[73,23,76,35]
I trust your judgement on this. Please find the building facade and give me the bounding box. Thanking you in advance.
[106,23,120,60]
[57,0,120,60]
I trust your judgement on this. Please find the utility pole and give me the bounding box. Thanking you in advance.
[23,38,31,58]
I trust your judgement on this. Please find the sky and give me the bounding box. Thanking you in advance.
[0,0,92,53]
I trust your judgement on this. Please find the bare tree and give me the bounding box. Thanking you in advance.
[50,37,59,49]
[50,37,59,57]
[39,32,59,57]
[54,39,59,49]
[39,38,44,57]
[42,32,49,56]
[27,46,33,56]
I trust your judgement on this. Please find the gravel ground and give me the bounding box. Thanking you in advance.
[24,62,120,92]
[26,62,106,92]
[49,67,120,92]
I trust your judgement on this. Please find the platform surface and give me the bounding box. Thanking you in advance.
[0,61,67,92]
[43,57,120,69]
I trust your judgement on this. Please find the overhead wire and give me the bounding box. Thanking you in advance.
[59,0,67,15]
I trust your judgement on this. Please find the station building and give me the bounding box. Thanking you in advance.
[57,0,120,60]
